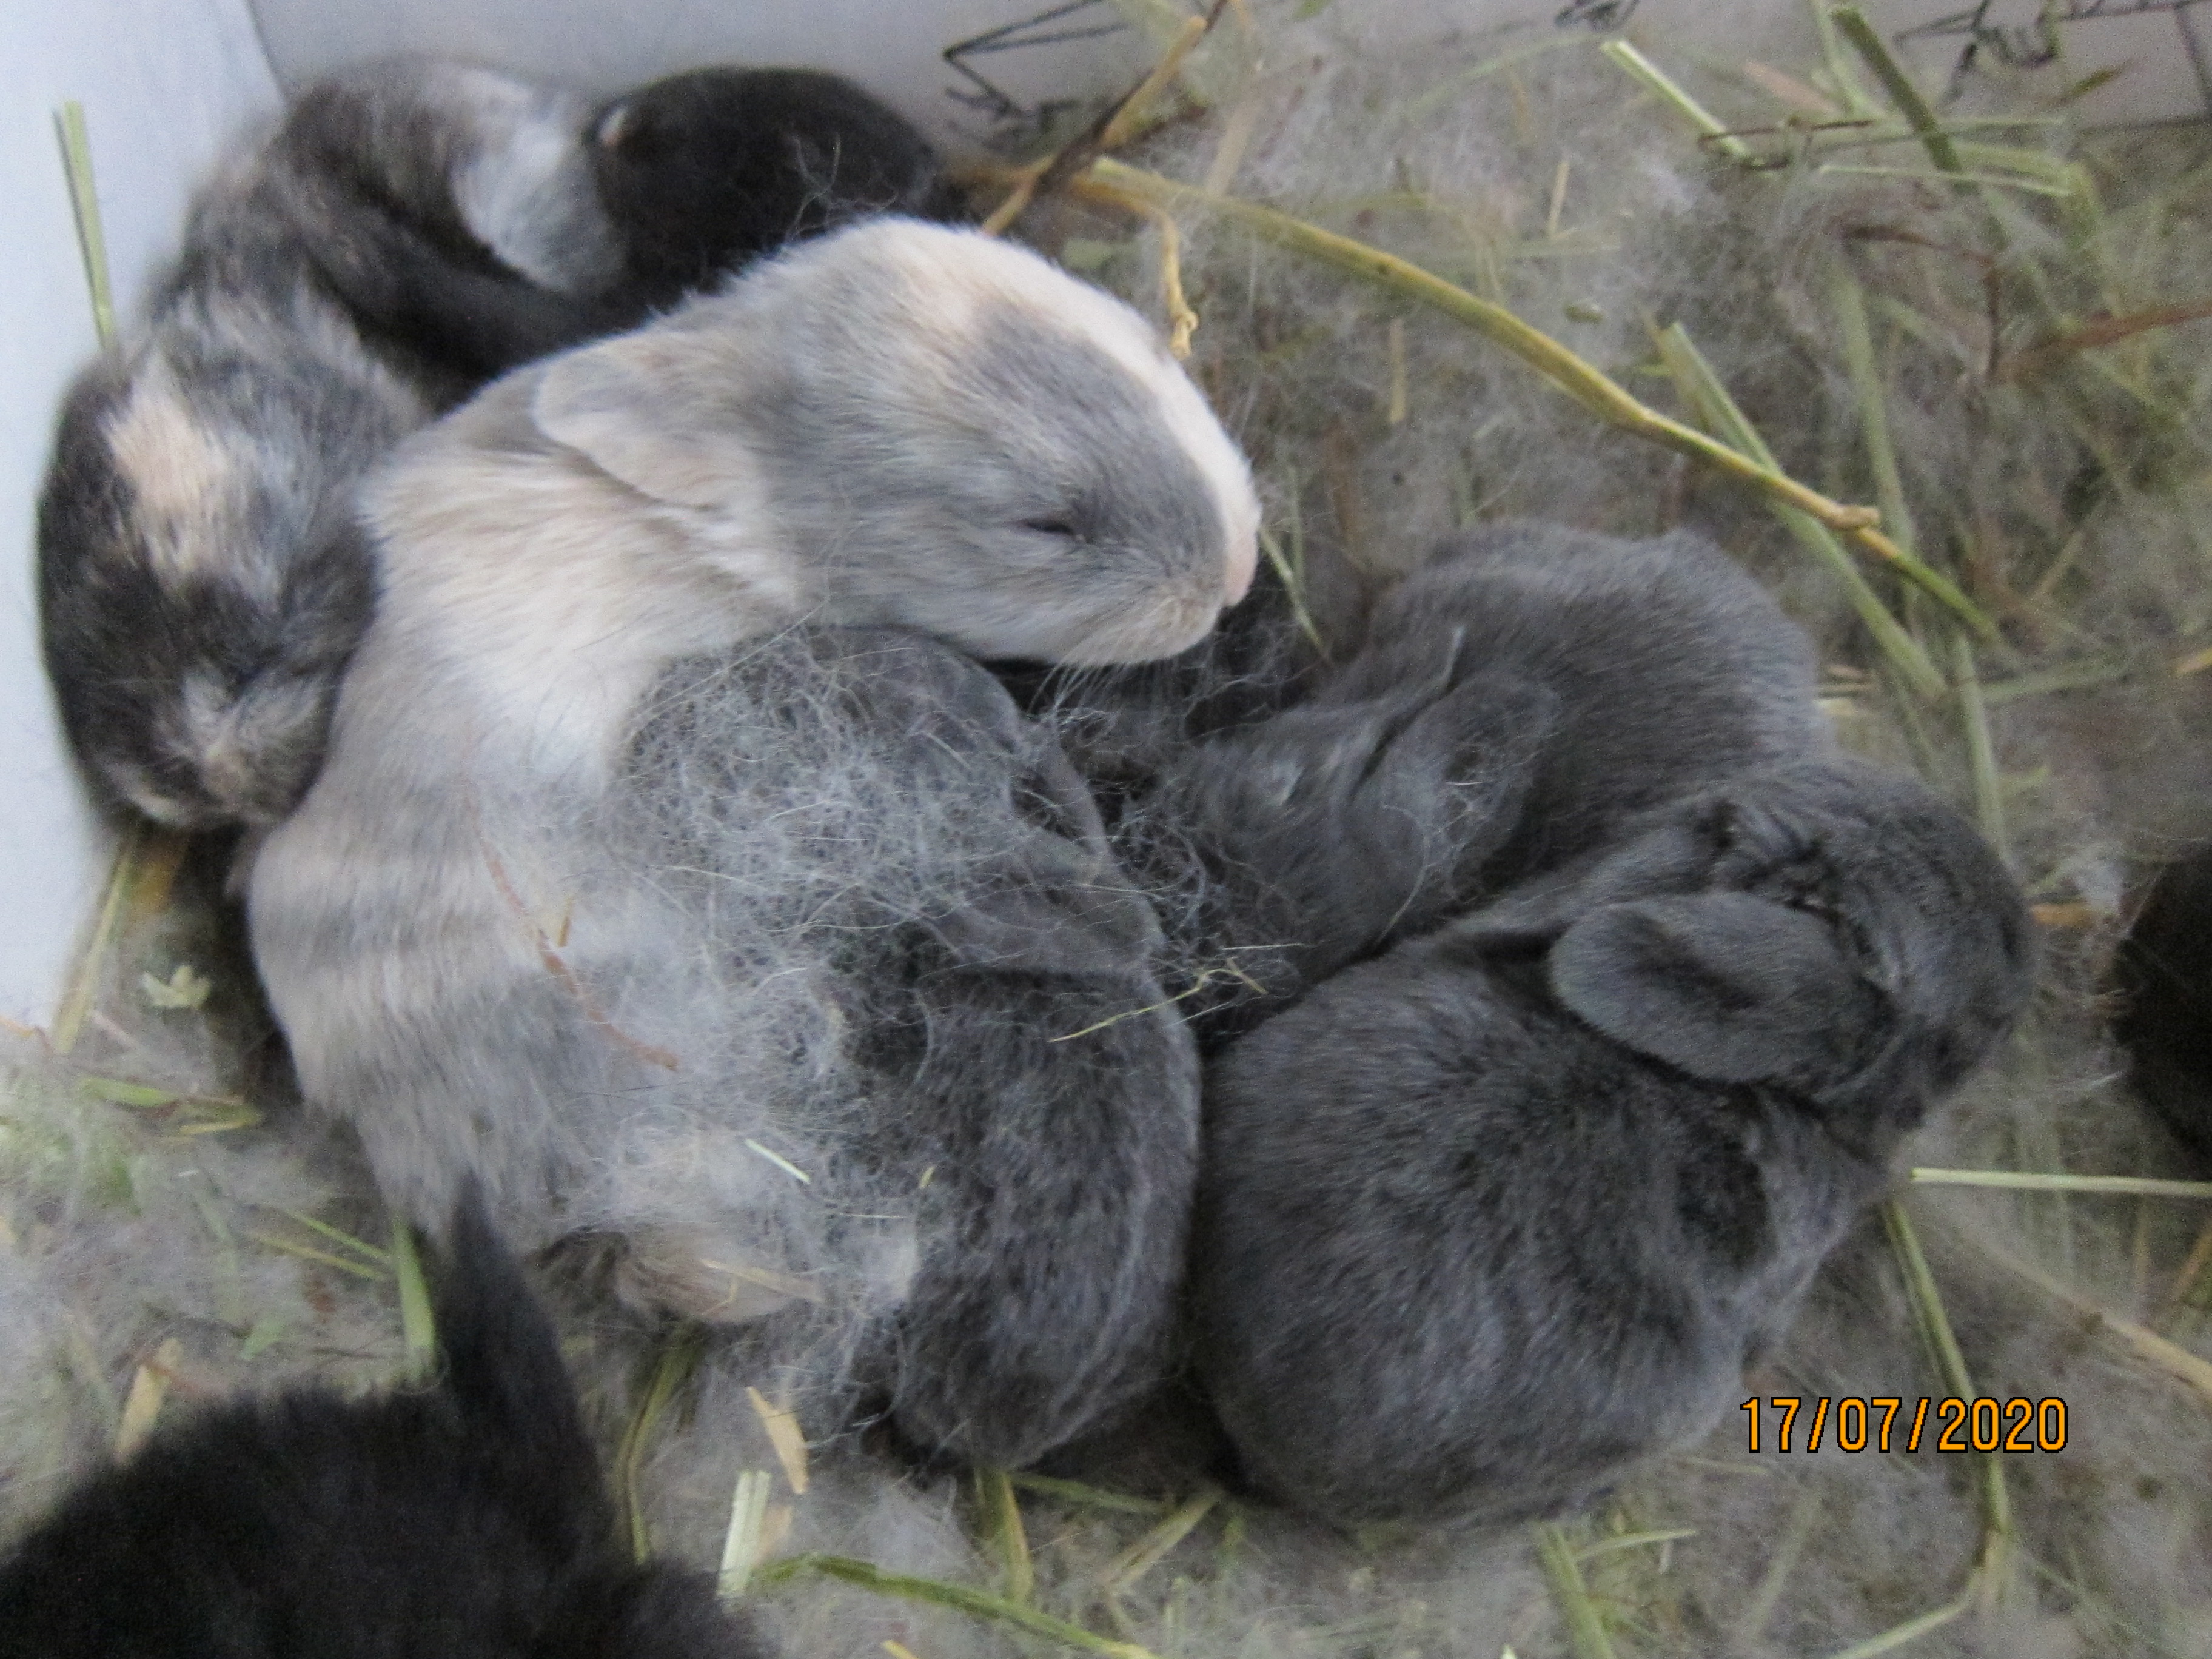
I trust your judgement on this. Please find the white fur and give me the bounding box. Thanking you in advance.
[444,66,623,296]
[361,372,797,785]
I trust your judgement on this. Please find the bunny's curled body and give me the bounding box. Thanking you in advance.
[1074,523,1833,1041]
[0,1187,767,1657]
[247,220,1259,1464]
[1082,525,2037,1523]
[39,57,949,829]
[1195,757,2035,1524]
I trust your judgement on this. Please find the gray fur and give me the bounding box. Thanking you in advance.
[38,58,960,831]
[1095,522,1829,1041]
[36,59,614,830]
[1193,757,2036,1526]
[513,221,1255,666]
[1158,526,2031,1526]
[260,630,1195,1468]
[247,225,1254,1462]
[38,329,411,828]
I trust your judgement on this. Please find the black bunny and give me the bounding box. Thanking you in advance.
[0,1184,769,1656]
[2113,846,2212,1168]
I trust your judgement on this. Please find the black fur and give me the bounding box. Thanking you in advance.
[2113,845,2212,1167]
[0,1185,768,1657]
[591,68,958,312]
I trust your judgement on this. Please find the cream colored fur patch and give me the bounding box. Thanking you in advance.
[103,366,241,586]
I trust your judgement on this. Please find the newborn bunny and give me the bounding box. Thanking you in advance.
[39,56,951,830]
[1094,523,1827,1041]
[589,66,958,312]
[1192,757,2036,1526]
[2113,846,2212,1167]
[0,1185,768,1657]
[317,64,954,379]
[580,630,1198,1466]
[249,224,1253,1460]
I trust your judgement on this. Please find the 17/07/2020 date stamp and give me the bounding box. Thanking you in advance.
[1742,1396,2068,1453]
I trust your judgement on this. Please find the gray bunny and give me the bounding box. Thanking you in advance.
[247,221,1256,1463]
[591,629,1200,1468]
[1093,522,1828,1041]
[1190,755,2036,1526]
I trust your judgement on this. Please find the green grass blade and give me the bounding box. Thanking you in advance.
[389,1213,436,1381]
[761,1554,1159,1658]
[1651,323,1947,699]
[618,1323,708,1561]
[1534,1521,1618,1659]
[55,101,118,349]
[1912,1168,2212,1199]
[977,1466,1036,1604]
[1600,39,1756,164]
[1010,1473,1176,1516]
[1831,8,1967,179]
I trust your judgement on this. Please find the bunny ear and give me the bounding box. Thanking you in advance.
[530,334,751,508]
[1549,893,1885,1085]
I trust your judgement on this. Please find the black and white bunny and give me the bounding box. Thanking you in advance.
[39,56,950,830]
[0,1184,769,1657]
[245,218,1259,1467]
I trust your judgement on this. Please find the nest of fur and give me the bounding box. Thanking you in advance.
[8,5,2212,1656]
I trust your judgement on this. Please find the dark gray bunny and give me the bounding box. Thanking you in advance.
[0,1183,769,1657]
[1090,522,1829,1041]
[1191,757,2037,1526]
[39,56,954,831]
[620,631,1198,1467]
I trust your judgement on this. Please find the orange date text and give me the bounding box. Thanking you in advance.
[1740,1396,2066,1453]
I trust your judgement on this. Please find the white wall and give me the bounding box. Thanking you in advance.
[0,0,278,1029]
[248,0,1152,155]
